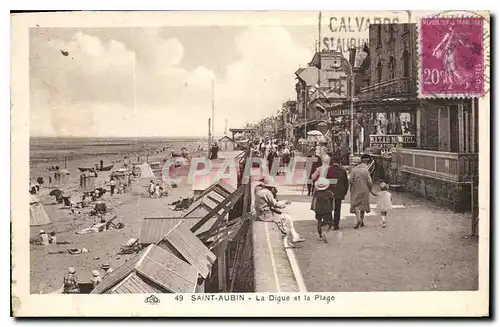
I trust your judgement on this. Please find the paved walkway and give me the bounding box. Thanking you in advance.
[274,160,478,292]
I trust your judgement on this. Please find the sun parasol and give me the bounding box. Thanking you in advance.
[49,189,64,197]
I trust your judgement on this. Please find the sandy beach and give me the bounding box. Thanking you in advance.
[29,138,207,294]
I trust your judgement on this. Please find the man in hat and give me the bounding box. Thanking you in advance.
[254,176,305,248]
[312,155,349,230]
[63,267,80,294]
[210,141,219,160]
[349,154,374,229]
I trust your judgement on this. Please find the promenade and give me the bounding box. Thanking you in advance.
[265,155,478,292]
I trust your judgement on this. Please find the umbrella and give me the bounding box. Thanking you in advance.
[49,189,64,197]
[307,130,323,136]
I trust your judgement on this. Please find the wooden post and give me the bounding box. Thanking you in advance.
[218,255,227,292]
[416,106,421,147]
[471,99,476,153]
[465,110,470,153]
[458,103,464,152]
[471,175,477,236]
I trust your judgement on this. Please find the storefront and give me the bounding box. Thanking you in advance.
[361,98,478,212]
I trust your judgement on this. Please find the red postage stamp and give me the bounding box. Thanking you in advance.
[420,17,484,97]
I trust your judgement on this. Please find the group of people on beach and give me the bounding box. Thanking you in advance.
[62,264,114,294]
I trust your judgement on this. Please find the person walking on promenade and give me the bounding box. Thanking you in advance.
[311,178,334,243]
[349,154,374,229]
[254,176,305,248]
[267,148,278,175]
[281,143,291,169]
[307,148,322,196]
[312,155,349,230]
[209,141,219,160]
[374,182,392,228]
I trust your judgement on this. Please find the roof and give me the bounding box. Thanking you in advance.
[294,68,305,76]
[90,244,198,294]
[218,136,235,143]
[158,221,216,278]
[295,66,320,86]
[139,217,217,244]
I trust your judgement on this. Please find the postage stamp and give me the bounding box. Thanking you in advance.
[419,17,484,97]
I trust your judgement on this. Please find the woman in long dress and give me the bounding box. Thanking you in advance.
[349,155,374,229]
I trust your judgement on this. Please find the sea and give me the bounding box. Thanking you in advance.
[29,136,206,164]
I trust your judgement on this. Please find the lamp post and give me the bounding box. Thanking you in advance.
[333,55,355,155]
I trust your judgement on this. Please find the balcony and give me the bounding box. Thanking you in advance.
[359,77,416,101]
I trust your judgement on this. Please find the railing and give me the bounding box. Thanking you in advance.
[358,77,416,100]
[393,148,478,183]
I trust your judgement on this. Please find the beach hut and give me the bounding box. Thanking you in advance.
[111,168,132,186]
[53,169,71,188]
[30,194,52,226]
[139,163,155,179]
[218,136,236,151]
[80,171,96,192]
[90,244,199,294]
[149,162,163,178]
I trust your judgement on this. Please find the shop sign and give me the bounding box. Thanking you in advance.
[331,109,351,116]
[369,134,415,150]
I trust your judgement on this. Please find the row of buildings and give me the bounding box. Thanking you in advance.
[274,23,478,212]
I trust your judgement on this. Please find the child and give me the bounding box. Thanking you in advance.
[311,178,334,243]
[375,182,392,228]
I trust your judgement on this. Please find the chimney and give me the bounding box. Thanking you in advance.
[349,48,356,66]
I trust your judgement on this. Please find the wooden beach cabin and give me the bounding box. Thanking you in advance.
[218,136,236,151]
[80,171,96,193]
[90,244,199,294]
[53,168,71,188]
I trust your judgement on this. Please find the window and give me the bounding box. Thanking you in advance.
[328,79,336,89]
[377,61,382,83]
[388,56,396,80]
[402,50,410,78]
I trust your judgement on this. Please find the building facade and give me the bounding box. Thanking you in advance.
[357,23,478,212]
[294,51,349,144]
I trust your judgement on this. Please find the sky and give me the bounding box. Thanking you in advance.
[30,25,317,137]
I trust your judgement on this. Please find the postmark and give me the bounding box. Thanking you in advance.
[419,16,484,98]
